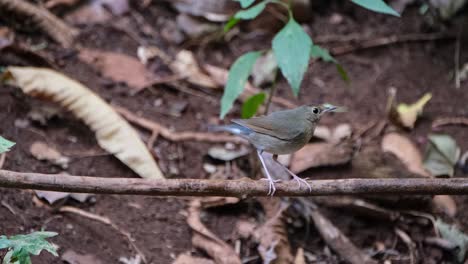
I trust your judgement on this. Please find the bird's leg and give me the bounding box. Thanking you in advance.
[272,154,312,192]
[257,150,279,196]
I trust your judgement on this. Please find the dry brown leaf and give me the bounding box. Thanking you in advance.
[199,197,241,209]
[433,195,457,217]
[381,133,430,177]
[29,141,70,168]
[391,93,432,129]
[170,50,219,89]
[294,248,306,264]
[62,249,103,264]
[173,253,215,264]
[235,219,256,239]
[171,0,237,22]
[290,141,354,174]
[78,48,155,90]
[254,199,293,264]
[187,199,241,264]
[45,0,80,9]
[65,0,129,24]
[3,66,163,179]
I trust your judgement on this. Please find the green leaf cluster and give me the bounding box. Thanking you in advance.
[220,0,399,118]
[0,231,58,264]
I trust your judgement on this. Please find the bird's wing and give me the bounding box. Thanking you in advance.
[232,113,303,140]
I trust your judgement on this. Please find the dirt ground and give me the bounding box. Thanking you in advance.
[1,1,468,264]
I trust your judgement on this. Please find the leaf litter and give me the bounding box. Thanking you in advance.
[2,66,163,179]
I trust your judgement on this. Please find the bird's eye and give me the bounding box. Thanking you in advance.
[312,107,320,114]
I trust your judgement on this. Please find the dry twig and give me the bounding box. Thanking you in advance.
[114,106,246,144]
[3,170,468,197]
[0,0,78,47]
[329,33,454,56]
[59,206,148,264]
[432,117,468,129]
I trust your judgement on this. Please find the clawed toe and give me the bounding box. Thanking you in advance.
[292,175,312,192]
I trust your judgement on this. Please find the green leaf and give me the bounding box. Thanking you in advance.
[235,0,255,8]
[224,17,240,32]
[220,51,262,118]
[0,136,15,154]
[0,231,58,264]
[234,1,268,20]
[351,0,400,17]
[272,17,312,96]
[241,93,266,118]
[435,219,468,263]
[336,64,350,83]
[311,45,336,63]
[423,134,461,177]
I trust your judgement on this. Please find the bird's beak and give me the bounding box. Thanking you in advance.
[321,104,338,113]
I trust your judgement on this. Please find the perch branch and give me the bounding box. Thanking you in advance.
[2,170,468,197]
[0,0,78,47]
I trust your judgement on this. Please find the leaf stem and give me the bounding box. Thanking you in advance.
[264,68,279,114]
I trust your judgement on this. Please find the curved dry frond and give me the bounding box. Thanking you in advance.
[3,66,163,179]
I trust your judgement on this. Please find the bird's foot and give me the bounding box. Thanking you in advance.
[290,175,312,192]
[260,178,281,196]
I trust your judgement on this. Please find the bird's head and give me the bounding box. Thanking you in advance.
[305,104,340,123]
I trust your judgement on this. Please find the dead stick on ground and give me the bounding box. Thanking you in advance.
[329,33,454,56]
[114,106,247,144]
[3,170,468,196]
[432,117,468,129]
[0,0,78,47]
[59,206,148,264]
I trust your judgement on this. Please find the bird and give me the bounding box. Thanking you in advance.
[215,104,338,195]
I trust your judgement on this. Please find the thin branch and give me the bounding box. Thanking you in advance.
[114,106,246,144]
[0,0,78,47]
[329,33,455,56]
[2,170,468,197]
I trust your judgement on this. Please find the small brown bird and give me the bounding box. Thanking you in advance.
[216,104,338,195]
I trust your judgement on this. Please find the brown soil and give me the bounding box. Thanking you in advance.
[1,1,467,264]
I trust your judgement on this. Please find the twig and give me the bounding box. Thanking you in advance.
[432,117,468,129]
[59,206,148,264]
[455,28,462,89]
[114,106,247,144]
[394,228,416,264]
[1,200,17,215]
[3,170,468,197]
[0,153,6,169]
[329,33,455,56]
[264,69,279,115]
[0,0,78,47]
[310,205,377,264]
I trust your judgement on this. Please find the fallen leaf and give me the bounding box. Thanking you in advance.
[236,219,256,239]
[0,26,14,49]
[252,50,277,87]
[170,50,219,89]
[119,255,142,264]
[312,124,352,143]
[3,67,163,179]
[65,0,129,24]
[208,146,250,161]
[173,253,214,264]
[435,219,468,263]
[381,133,430,177]
[45,0,80,9]
[78,48,155,90]
[172,0,237,21]
[187,200,241,264]
[394,93,432,129]
[291,141,354,174]
[423,134,460,177]
[62,249,103,264]
[29,141,70,169]
[176,14,219,39]
[254,200,293,264]
[433,195,457,217]
[35,191,69,204]
[200,197,241,209]
[294,248,306,264]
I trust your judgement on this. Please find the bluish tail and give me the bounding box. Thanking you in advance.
[208,124,252,136]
